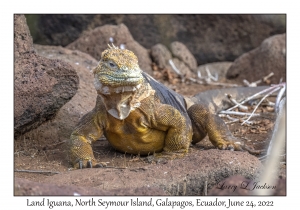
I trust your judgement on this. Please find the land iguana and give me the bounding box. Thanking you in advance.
[67,44,262,169]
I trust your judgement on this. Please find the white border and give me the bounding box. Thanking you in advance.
[3,0,298,208]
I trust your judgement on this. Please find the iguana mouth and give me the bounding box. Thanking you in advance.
[97,72,144,87]
[99,73,143,83]
[94,76,142,95]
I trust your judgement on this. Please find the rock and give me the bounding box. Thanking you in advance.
[27,14,286,65]
[66,24,152,74]
[197,62,233,82]
[14,15,35,58]
[15,44,98,146]
[226,34,286,84]
[44,149,262,196]
[15,178,167,196]
[14,15,79,138]
[171,58,194,77]
[170,41,198,72]
[150,43,172,69]
[150,43,194,77]
[25,14,95,46]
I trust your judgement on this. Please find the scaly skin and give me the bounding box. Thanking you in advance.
[68,44,243,169]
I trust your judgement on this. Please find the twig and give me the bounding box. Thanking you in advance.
[205,82,239,87]
[226,84,283,111]
[219,110,260,117]
[197,70,201,78]
[124,152,127,168]
[275,83,286,113]
[170,60,238,87]
[203,180,208,196]
[258,155,268,161]
[188,77,239,87]
[187,77,203,84]
[223,115,254,125]
[226,94,248,111]
[224,115,240,124]
[243,72,274,87]
[93,150,105,155]
[15,169,60,174]
[205,67,218,82]
[261,100,275,106]
[43,151,49,161]
[168,59,183,76]
[183,179,187,196]
[241,86,281,125]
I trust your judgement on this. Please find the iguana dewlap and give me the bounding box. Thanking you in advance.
[68,45,246,169]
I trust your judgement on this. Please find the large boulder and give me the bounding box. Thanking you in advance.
[27,14,286,64]
[226,33,286,84]
[15,44,98,147]
[14,15,79,138]
[66,24,152,74]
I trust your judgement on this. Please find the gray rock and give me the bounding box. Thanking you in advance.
[66,23,153,75]
[170,41,198,72]
[27,14,286,65]
[171,58,194,78]
[197,62,233,82]
[150,43,194,77]
[14,15,79,137]
[226,33,286,84]
[150,43,172,69]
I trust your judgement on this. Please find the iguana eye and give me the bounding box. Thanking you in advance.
[109,62,116,68]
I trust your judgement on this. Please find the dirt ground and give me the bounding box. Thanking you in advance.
[14,79,286,195]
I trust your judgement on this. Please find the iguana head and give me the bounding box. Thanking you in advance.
[93,44,144,94]
[93,44,153,120]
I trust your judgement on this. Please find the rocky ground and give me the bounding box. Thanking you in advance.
[14,14,286,196]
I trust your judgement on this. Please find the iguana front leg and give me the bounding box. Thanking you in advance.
[147,103,193,162]
[67,109,104,169]
[187,103,244,151]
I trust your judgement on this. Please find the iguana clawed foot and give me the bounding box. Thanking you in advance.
[74,159,108,169]
[214,138,243,151]
[215,137,264,155]
[75,159,94,169]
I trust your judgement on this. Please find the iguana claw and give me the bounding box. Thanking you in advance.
[77,159,93,169]
[79,160,83,169]
[87,160,93,168]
